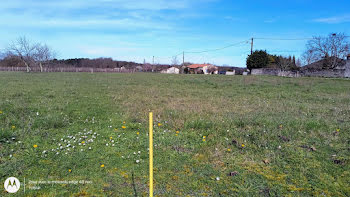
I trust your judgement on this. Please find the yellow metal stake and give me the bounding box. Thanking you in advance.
[149,112,153,197]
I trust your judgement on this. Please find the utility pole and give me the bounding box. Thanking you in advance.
[182,51,184,66]
[152,56,154,65]
[250,37,254,55]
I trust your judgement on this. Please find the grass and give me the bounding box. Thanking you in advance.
[0,72,349,196]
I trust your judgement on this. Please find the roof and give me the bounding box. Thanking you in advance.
[187,64,212,69]
[302,57,346,70]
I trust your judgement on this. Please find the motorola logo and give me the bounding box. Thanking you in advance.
[4,177,20,193]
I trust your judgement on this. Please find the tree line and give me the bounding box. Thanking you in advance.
[1,33,349,72]
[247,33,349,71]
[0,36,166,72]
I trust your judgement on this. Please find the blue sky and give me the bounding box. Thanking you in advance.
[1,0,350,67]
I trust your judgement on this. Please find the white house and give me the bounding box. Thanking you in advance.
[161,67,180,74]
[226,71,235,75]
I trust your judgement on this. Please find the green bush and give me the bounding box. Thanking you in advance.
[246,50,269,71]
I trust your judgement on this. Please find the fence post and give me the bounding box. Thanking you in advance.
[149,112,153,197]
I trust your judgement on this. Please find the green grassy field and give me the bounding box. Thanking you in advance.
[0,72,349,196]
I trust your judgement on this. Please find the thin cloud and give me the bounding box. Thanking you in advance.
[0,14,174,31]
[224,16,241,21]
[264,19,277,23]
[313,15,350,24]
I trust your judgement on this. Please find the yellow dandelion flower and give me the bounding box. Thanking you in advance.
[158,123,162,126]
[11,125,16,129]
[175,134,178,136]
[82,141,85,144]
[110,136,113,139]
[114,128,118,131]
[122,126,126,129]
[33,144,38,148]
[227,148,231,152]
[176,131,180,134]
[203,136,206,139]
[100,164,105,168]
[336,128,340,132]
[0,110,3,114]
[202,139,206,142]
[137,132,139,135]
[123,121,126,124]
[68,169,72,172]
[279,124,283,128]
[241,144,245,148]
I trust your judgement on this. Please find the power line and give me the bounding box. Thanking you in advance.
[254,37,313,40]
[267,50,304,53]
[255,35,350,40]
[154,52,182,60]
[185,40,250,54]
[152,35,350,65]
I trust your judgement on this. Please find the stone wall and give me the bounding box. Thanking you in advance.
[251,68,279,76]
[251,65,350,78]
[345,58,350,78]
[278,70,301,77]
[300,69,345,78]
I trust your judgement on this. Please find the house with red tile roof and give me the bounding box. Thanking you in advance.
[187,64,218,74]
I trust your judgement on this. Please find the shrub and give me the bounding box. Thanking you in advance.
[246,50,269,71]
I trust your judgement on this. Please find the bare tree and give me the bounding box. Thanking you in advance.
[33,44,55,72]
[296,58,302,67]
[276,56,293,70]
[0,51,5,60]
[171,56,179,66]
[302,33,349,68]
[7,37,36,72]
[7,36,55,72]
